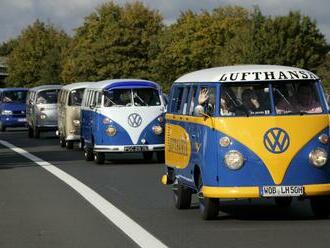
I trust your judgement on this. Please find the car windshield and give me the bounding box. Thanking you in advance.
[2,90,27,103]
[104,88,161,107]
[36,89,59,104]
[68,88,85,106]
[220,80,323,116]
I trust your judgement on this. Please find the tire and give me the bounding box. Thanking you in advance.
[94,152,105,164]
[156,151,165,163]
[33,126,40,138]
[28,126,33,138]
[59,136,66,148]
[143,152,153,161]
[198,176,218,220]
[84,147,94,161]
[310,196,330,219]
[0,122,6,132]
[173,181,192,209]
[66,140,74,149]
[275,197,292,207]
[79,139,85,151]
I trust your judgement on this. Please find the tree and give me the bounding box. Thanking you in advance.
[0,39,18,56]
[6,20,70,87]
[61,1,163,83]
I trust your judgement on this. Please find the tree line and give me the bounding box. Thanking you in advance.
[1,1,329,91]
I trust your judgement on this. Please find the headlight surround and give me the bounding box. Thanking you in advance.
[106,126,117,136]
[1,110,13,115]
[224,150,244,170]
[309,148,328,167]
[40,113,47,120]
[152,125,163,135]
[73,119,80,127]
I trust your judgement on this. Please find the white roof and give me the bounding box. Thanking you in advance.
[85,79,159,90]
[175,65,319,83]
[61,82,91,91]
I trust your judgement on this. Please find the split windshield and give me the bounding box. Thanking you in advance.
[2,90,27,103]
[220,80,323,116]
[36,90,59,104]
[103,88,161,107]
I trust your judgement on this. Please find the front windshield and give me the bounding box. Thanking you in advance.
[2,90,27,103]
[36,89,59,104]
[104,88,161,107]
[220,80,323,116]
[68,88,85,106]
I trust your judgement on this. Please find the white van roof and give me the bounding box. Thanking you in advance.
[175,65,319,83]
[85,79,161,90]
[29,84,63,92]
[61,82,91,91]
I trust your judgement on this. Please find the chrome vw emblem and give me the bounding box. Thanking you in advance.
[263,128,290,154]
[128,113,142,128]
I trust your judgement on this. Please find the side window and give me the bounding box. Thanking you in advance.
[196,85,217,116]
[170,86,184,114]
[179,87,190,115]
[187,85,198,116]
[97,92,102,107]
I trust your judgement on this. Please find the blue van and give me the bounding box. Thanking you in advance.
[162,65,330,220]
[81,79,166,164]
[0,88,28,131]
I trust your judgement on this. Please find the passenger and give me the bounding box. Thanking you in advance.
[295,84,322,113]
[241,89,264,114]
[220,90,234,116]
[198,88,215,115]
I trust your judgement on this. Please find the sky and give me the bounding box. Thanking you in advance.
[1,0,330,43]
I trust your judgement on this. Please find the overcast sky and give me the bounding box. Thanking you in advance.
[1,0,330,43]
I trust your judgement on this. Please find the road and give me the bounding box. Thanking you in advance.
[1,128,330,248]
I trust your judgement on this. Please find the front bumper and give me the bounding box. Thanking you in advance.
[1,116,26,127]
[94,144,165,153]
[66,134,80,141]
[201,183,330,198]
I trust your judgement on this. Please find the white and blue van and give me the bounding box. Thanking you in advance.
[80,79,166,164]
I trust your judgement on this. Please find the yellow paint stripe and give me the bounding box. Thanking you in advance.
[304,183,330,196]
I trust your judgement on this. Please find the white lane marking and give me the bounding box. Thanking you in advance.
[0,140,168,248]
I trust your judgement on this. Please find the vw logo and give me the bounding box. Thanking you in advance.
[263,128,290,154]
[128,113,142,128]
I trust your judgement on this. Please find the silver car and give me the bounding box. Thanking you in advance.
[57,82,90,149]
[26,85,62,138]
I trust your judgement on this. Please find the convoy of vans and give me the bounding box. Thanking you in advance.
[1,64,330,220]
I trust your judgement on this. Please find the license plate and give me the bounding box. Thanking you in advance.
[124,146,149,152]
[18,118,26,122]
[262,185,304,197]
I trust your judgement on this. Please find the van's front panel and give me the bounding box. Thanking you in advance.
[93,106,164,152]
[35,103,58,128]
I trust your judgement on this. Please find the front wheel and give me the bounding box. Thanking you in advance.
[310,196,330,219]
[156,151,165,163]
[84,147,94,161]
[0,122,6,132]
[28,126,33,138]
[66,140,74,149]
[198,176,218,220]
[94,152,105,164]
[33,126,40,138]
[173,181,192,209]
[59,136,66,148]
[143,152,153,161]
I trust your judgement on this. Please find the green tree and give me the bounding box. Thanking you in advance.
[0,39,18,56]
[6,20,70,87]
[150,6,252,91]
[248,11,329,68]
[61,1,163,83]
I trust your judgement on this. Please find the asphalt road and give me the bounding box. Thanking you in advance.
[1,128,330,248]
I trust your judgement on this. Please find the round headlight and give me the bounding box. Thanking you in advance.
[106,126,116,136]
[73,120,80,127]
[224,150,244,170]
[40,114,47,120]
[152,125,163,135]
[309,148,328,167]
[219,136,231,147]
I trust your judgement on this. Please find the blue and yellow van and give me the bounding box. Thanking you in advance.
[0,88,28,131]
[80,79,166,164]
[162,65,330,219]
